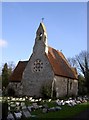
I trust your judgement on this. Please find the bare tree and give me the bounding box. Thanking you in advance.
[68,50,89,93]
[67,57,77,67]
[76,51,89,93]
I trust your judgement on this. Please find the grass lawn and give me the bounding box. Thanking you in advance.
[23,101,89,120]
[2,98,89,120]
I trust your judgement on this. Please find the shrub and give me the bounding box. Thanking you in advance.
[41,84,52,99]
[7,87,15,96]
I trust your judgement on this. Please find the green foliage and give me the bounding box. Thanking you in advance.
[2,63,13,88]
[7,87,15,96]
[78,74,87,95]
[1,63,13,97]
[41,84,52,99]
[2,63,9,88]
[38,103,88,118]
[68,50,89,94]
[23,101,89,119]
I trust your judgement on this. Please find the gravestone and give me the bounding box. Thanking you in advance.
[42,108,48,113]
[32,103,39,109]
[22,109,31,118]
[7,113,15,120]
[27,106,32,112]
[14,112,22,119]
[55,106,62,111]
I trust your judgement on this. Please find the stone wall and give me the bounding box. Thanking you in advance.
[7,82,23,96]
[53,76,78,98]
[53,76,67,98]
[22,41,54,97]
[68,79,78,96]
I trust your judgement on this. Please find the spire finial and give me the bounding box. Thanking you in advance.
[42,18,44,22]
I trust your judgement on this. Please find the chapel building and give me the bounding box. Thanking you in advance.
[8,22,78,98]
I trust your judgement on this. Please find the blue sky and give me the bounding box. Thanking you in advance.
[1,2,87,66]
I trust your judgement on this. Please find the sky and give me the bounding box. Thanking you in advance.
[1,2,87,67]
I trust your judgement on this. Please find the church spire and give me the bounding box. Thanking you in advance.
[36,22,48,46]
[36,22,47,36]
[33,22,48,54]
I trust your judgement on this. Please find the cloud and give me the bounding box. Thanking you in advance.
[0,39,8,47]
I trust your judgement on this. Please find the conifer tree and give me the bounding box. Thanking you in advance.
[2,63,9,89]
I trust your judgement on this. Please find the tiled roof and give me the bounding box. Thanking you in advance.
[46,47,78,79]
[9,47,78,82]
[9,61,28,82]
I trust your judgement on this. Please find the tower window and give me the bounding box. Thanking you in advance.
[39,33,42,40]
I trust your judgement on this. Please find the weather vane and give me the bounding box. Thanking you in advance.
[42,18,44,22]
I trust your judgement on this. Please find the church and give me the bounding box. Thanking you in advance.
[8,22,78,98]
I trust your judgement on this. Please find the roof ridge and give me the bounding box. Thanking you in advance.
[47,46,78,79]
[19,60,28,62]
[48,46,76,73]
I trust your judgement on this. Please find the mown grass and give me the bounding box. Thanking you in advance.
[2,98,89,120]
[22,101,89,120]
[33,102,89,118]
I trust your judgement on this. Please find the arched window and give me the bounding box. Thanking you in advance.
[70,81,72,90]
[39,33,43,40]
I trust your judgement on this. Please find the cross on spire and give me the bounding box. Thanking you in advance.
[42,18,44,22]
